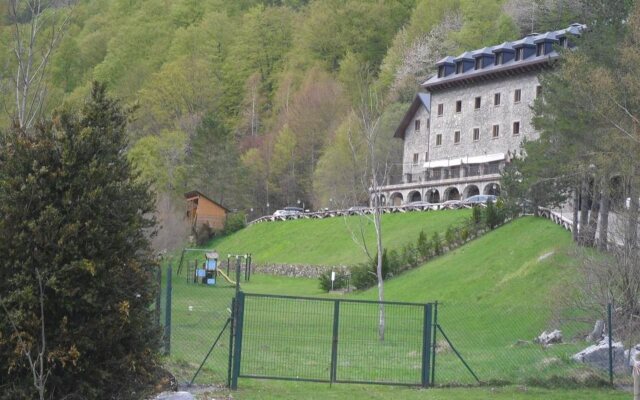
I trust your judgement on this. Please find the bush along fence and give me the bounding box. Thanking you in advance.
[322,202,508,291]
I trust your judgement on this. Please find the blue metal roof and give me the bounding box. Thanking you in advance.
[424,23,586,90]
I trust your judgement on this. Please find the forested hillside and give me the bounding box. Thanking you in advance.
[0,0,584,248]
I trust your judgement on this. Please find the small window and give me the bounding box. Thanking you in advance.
[425,152,428,161]
[454,130,461,144]
[437,66,444,78]
[426,118,430,129]
[513,121,520,135]
[536,43,544,56]
[437,103,444,116]
[536,85,542,98]
[514,89,521,103]
[456,100,462,113]
[456,62,463,74]
[515,48,523,61]
[474,96,481,109]
[415,119,421,131]
[494,52,503,65]
[473,128,480,141]
[475,57,482,70]
[494,93,501,106]
[413,153,419,164]
[559,37,567,48]
[492,124,500,138]
[436,134,442,146]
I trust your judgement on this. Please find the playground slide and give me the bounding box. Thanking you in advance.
[217,269,237,285]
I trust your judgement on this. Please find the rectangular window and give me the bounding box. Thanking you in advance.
[474,96,481,109]
[475,57,482,70]
[536,85,542,98]
[456,100,462,113]
[515,48,523,61]
[426,118,430,129]
[513,121,520,135]
[437,103,443,116]
[514,89,521,103]
[454,130,461,144]
[495,52,503,65]
[494,92,501,106]
[413,153,419,164]
[536,43,544,56]
[437,66,444,78]
[473,128,480,141]
[414,119,421,131]
[425,152,428,161]
[456,62,463,74]
[492,124,500,138]
[436,134,442,146]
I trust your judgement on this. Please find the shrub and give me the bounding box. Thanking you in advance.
[445,226,457,248]
[387,249,401,275]
[401,243,419,270]
[472,205,483,225]
[431,231,442,256]
[350,262,377,289]
[417,230,431,260]
[484,200,501,229]
[195,223,214,245]
[224,211,246,235]
[460,226,470,242]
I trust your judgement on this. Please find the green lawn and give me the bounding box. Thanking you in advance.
[162,216,628,398]
[202,209,471,265]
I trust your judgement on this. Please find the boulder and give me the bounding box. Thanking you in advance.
[535,330,563,346]
[572,337,626,372]
[586,320,605,343]
[624,344,640,368]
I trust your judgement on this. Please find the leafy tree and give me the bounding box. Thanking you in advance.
[0,83,161,399]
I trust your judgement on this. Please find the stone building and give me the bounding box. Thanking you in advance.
[378,24,585,206]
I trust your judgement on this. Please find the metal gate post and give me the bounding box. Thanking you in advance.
[227,297,235,388]
[231,292,246,390]
[421,303,433,388]
[608,303,613,385]
[330,300,340,383]
[431,301,438,386]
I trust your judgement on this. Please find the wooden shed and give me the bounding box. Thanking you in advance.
[184,191,229,231]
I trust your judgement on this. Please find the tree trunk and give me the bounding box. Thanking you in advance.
[579,176,591,245]
[626,181,638,249]
[572,185,580,242]
[586,180,600,247]
[598,176,610,251]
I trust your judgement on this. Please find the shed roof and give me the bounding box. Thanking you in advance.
[184,190,230,212]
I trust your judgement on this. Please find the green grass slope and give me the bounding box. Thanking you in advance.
[205,209,471,266]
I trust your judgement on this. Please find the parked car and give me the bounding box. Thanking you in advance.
[348,206,370,213]
[273,206,304,217]
[406,201,435,210]
[440,199,463,209]
[462,195,498,205]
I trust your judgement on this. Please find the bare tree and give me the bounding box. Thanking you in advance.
[4,0,75,130]
[0,269,50,400]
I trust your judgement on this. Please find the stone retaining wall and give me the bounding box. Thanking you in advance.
[252,263,349,278]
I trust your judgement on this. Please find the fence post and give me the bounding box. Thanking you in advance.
[421,303,433,388]
[430,301,438,386]
[607,303,613,385]
[231,292,245,390]
[330,300,340,383]
[164,263,172,355]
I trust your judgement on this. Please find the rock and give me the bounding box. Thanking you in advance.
[572,336,626,372]
[155,392,195,400]
[535,330,563,346]
[586,320,605,343]
[624,344,640,368]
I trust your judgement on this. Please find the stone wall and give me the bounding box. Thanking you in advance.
[252,263,350,278]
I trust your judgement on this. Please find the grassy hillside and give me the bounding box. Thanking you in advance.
[204,209,471,266]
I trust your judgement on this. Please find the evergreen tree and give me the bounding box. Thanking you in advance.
[0,83,161,399]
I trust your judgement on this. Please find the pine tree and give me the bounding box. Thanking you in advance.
[0,83,161,399]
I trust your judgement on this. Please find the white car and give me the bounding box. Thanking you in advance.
[273,207,304,217]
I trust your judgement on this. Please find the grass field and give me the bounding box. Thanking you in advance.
[203,209,471,265]
[162,216,629,399]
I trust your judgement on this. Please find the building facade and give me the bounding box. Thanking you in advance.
[378,24,584,206]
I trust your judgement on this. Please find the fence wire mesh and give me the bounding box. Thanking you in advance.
[161,264,236,387]
[434,303,633,387]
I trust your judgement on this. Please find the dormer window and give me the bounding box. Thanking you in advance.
[515,48,524,61]
[456,62,463,74]
[494,52,503,65]
[437,66,444,78]
[536,43,544,56]
[475,57,482,70]
[559,37,567,48]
